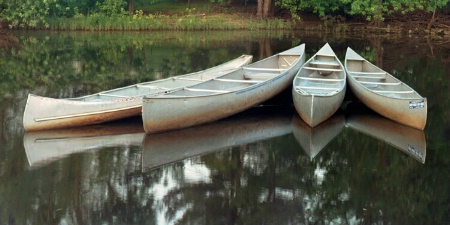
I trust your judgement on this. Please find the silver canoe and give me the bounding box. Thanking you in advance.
[23,118,145,168]
[291,112,344,160]
[346,103,426,163]
[142,44,306,134]
[142,106,293,171]
[345,47,427,130]
[292,43,346,127]
[23,55,253,131]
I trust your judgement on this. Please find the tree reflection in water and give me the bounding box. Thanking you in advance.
[0,31,448,225]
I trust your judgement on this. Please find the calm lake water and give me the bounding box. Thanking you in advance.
[0,30,449,225]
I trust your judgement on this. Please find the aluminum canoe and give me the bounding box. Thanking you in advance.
[22,55,253,131]
[345,47,427,130]
[142,44,306,134]
[292,43,346,127]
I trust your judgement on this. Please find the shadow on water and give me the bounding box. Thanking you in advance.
[0,30,449,225]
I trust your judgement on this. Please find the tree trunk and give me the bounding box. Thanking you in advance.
[257,0,263,18]
[427,1,437,31]
[262,0,272,18]
[128,0,134,15]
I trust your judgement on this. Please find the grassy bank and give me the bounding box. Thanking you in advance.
[46,9,294,31]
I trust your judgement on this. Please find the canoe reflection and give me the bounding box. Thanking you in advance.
[142,106,293,171]
[23,117,145,168]
[346,103,426,163]
[292,111,345,160]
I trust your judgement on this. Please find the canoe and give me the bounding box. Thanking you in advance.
[291,112,344,160]
[23,117,145,168]
[346,102,426,163]
[22,55,253,131]
[142,44,306,134]
[142,106,293,171]
[345,47,427,130]
[292,43,346,127]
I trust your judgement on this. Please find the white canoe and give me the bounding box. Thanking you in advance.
[22,55,253,131]
[142,44,306,134]
[23,118,145,168]
[346,103,426,163]
[345,47,427,130]
[292,43,346,127]
[142,106,293,171]
[291,112,345,160]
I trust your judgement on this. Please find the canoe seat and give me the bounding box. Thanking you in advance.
[295,86,340,91]
[244,72,278,80]
[303,67,343,72]
[359,81,400,86]
[184,88,230,93]
[348,71,386,79]
[297,77,344,82]
[98,93,129,98]
[243,67,285,72]
[373,90,415,94]
[295,86,340,95]
[214,78,262,84]
[174,77,204,82]
[346,58,365,61]
[309,60,339,66]
[136,84,171,90]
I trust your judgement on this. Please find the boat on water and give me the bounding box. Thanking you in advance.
[142,106,293,171]
[292,43,346,127]
[345,102,426,163]
[291,112,345,160]
[142,44,306,134]
[22,55,253,131]
[23,117,145,168]
[345,47,427,130]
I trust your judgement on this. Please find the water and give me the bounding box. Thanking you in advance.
[0,31,449,225]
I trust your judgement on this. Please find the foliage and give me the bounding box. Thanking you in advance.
[0,0,57,29]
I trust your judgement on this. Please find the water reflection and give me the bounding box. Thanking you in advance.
[23,117,145,168]
[292,112,345,160]
[142,106,293,171]
[345,102,426,163]
[0,31,448,225]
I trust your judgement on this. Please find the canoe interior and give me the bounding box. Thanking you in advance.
[68,55,253,102]
[346,56,422,99]
[162,54,301,97]
[293,54,345,96]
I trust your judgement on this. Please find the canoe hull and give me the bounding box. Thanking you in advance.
[345,48,427,130]
[142,44,305,134]
[292,87,345,127]
[143,68,299,134]
[347,79,427,130]
[23,94,142,131]
[292,43,346,127]
[23,55,253,131]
